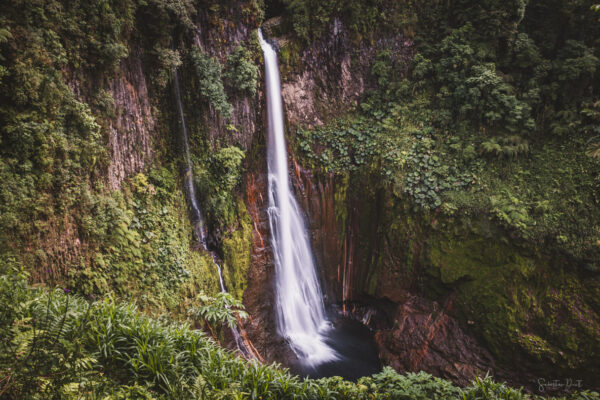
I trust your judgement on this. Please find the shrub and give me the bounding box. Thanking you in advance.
[151,46,182,89]
[188,291,248,339]
[224,46,259,96]
[195,146,246,230]
[480,136,530,159]
[1,272,598,399]
[190,49,233,118]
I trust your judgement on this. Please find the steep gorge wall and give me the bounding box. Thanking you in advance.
[24,50,159,284]
[304,171,599,387]
[0,1,267,317]
[106,53,156,190]
[271,19,600,390]
[193,9,261,150]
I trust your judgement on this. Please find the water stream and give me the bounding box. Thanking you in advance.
[259,30,381,378]
[259,30,338,366]
[173,68,249,357]
[174,34,380,376]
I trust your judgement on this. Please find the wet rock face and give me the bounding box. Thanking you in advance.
[291,163,345,303]
[193,8,259,151]
[280,18,371,128]
[279,20,413,130]
[374,295,497,387]
[288,151,510,386]
[108,54,155,189]
[242,168,293,362]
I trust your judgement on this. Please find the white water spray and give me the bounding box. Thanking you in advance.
[259,30,338,365]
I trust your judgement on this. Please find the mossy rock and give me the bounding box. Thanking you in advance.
[425,225,600,378]
[222,199,253,301]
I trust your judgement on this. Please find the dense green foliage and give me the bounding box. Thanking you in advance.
[188,291,248,339]
[298,117,384,173]
[225,46,260,96]
[1,0,599,397]
[280,0,390,43]
[190,49,233,118]
[294,0,600,264]
[0,0,179,276]
[0,0,261,308]
[72,168,220,306]
[0,0,110,267]
[195,146,246,230]
[2,272,598,399]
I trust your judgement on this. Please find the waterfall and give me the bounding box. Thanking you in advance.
[258,30,338,365]
[173,68,208,250]
[173,68,251,358]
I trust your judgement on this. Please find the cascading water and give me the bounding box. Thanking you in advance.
[173,68,208,250]
[259,30,338,366]
[173,68,250,358]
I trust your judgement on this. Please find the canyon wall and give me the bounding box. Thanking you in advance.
[107,53,156,190]
[267,19,600,390]
[5,1,598,391]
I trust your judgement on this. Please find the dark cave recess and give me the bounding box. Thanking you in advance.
[264,0,286,20]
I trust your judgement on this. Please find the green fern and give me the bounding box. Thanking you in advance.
[481,136,529,158]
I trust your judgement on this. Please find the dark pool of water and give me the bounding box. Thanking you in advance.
[287,317,382,381]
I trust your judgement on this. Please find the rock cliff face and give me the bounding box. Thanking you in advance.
[374,295,497,387]
[107,53,156,190]
[242,168,297,362]
[19,2,597,390]
[193,9,260,151]
[279,18,371,128]
[259,18,599,391]
[28,52,158,282]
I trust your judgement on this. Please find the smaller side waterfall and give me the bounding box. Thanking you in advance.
[173,68,251,358]
[259,30,338,366]
[173,69,208,249]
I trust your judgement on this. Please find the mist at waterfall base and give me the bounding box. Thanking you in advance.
[259,30,381,380]
[286,314,381,380]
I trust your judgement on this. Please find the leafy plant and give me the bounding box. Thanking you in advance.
[297,117,382,173]
[2,272,597,399]
[195,146,246,231]
[151,46,183,88]
[489,192,531,234]
[188,291,248,339]
[403,135,444,209]
[190,49,233,118]
[224,46,259,96]
[481,136,530,159]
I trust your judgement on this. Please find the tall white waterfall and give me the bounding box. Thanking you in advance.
[259,30,337,365]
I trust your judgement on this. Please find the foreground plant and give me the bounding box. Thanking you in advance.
[0,271,598,399]
[188,291,249,340]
